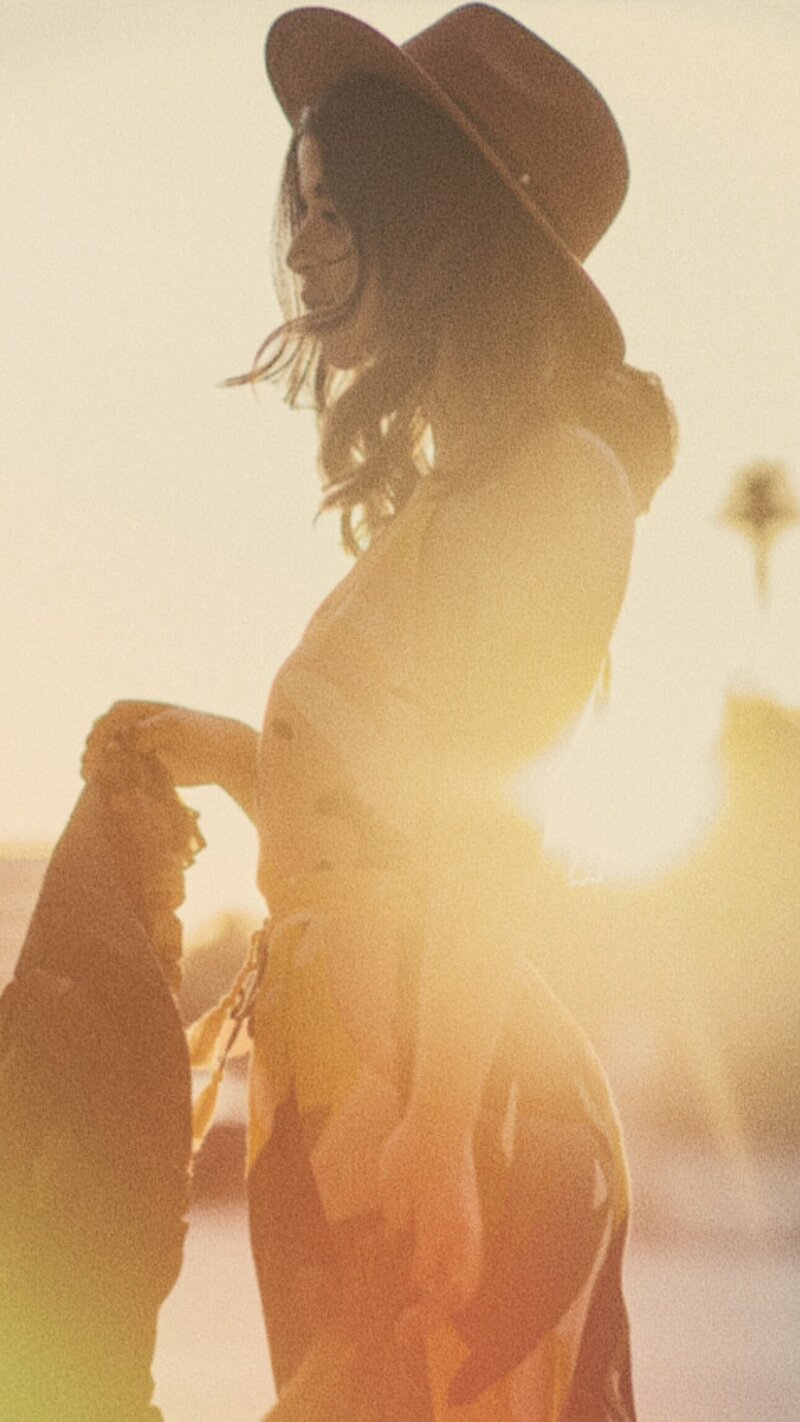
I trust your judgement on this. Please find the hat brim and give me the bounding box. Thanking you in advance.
[265,6,624,363]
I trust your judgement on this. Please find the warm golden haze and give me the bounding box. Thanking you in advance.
[2,7,798,1414]
[4,0,798,880]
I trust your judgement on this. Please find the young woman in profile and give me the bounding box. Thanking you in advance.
[85,6,676,1418]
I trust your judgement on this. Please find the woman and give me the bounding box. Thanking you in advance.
[85,6,675,1418]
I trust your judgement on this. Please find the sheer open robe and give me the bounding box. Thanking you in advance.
[199,427,637,1420]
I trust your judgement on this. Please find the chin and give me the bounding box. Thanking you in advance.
[317,282,382,372]
[320,331,372,371]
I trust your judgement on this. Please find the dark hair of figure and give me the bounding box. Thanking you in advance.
[236,72,676,552]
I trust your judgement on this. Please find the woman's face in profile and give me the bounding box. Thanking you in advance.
[287,132,382,369]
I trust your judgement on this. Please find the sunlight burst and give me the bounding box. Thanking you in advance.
[513,704,725,884]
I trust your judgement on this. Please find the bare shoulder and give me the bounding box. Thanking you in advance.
[512,422,635,535]
[452,422,637,594]
[423,422,634,581]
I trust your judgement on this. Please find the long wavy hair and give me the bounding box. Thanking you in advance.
[235,72,676,552]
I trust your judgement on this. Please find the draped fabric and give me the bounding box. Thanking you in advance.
[237,869,635,1421]
[0,748,198,1422]
[210,444,639,1420]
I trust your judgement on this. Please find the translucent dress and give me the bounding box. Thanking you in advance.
[214,433,637,1420]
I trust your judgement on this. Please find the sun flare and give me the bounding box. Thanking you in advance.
[513,700,725,884]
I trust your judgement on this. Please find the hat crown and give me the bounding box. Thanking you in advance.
[403,5,628,260]
[266,4,629,359]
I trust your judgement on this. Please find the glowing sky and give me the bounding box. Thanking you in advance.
[3,0,799,929]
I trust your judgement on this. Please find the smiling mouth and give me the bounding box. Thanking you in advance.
[302,295,349,322]
[300,283,337,308]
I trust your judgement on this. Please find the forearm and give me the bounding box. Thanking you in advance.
[214,718,259,823]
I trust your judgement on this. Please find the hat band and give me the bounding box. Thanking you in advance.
[434,82,563,243]
[400,24,570,250]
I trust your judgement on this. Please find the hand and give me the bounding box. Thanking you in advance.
[378,1114,482,1340]
[82,700,253,796]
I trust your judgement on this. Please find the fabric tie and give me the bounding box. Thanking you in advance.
[187,868,421,1155]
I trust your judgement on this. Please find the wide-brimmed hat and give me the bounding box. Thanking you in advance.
[265,3,628,361]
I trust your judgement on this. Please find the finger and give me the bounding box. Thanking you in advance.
[122,714,189,784]
[81,704,167,779]
[81,735,135,781]
[125,714,168,754]
[91,700,171,734]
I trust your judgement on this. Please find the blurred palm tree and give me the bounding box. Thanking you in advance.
[721,460,799,602]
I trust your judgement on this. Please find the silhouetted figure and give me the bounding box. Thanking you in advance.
[82,6,678,1417]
